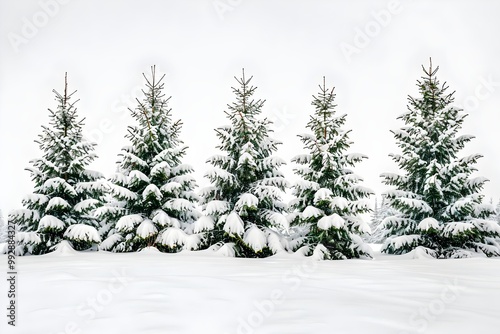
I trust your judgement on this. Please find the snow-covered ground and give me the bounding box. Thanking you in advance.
[1,245,500,334]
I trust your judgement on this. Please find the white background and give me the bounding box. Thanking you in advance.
[1,0,499,215]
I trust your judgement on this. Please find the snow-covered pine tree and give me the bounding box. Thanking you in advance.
[366,196,398,244]
[98,66,200,252]
[290,78,373,260]
[9,74,106,254]
[197,70,289,258]
[381,59,500,258]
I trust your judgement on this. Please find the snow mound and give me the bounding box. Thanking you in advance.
[404,246,438,259]
[64,224,101,242]
[50,240,77,256]
[38,215,65,231]
[140,246,161,253]
[311,244,329,260]
[244,225,267,252]
[317,214,345,230]
[223,212,244,236]
[212,242,236,257]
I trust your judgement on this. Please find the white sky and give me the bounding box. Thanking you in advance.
[1,0,499,215]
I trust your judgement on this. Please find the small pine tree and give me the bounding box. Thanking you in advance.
[10,74,106,254]
[98,66,200,252]
[290,78,373,260]
[381,59,500,258]
[367,196,398,244]
[197,70,289,257]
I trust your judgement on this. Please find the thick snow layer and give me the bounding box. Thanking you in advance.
[15,231,41,244]
[50,240,77,255]
[129,170,150,184]
[243,225,267,251]
[313,188,333,204]
[205,200,230,215]
[99,233,123,251]
[46,197,71,211]
[142,184,163,200]
[418,217,440,231]
[74,199,100,213]
[136,219,158,238]
[115,214,143,231]
[2,248,500,333]
[193,215,215,233]
[302,206,323,219]
[235,193,259,210]
[157,227,187,247]
[64,224,101,242]
[152,210,179,228]
[164,198,193,212]
[443,222,474,236]
[317,213,345,230]
[331,196,348,209]
[223,212,245,236]
[38,215,65,231]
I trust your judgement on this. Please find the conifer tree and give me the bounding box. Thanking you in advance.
[366,196,398,244]
[197,70,289,257]
[10,74,106,254]
[98,66,200,252]
[290,78,373,260]
[381,59,500,258]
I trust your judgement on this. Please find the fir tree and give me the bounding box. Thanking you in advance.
[197,70,289,257]
[98,66,200,252]
[9,74,106,254]
[366,196,398,244]
[290,78,373,260]
[381,59,500,258]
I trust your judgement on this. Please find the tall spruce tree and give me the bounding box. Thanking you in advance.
[197,70,289,257]
[98,66,200,252]
[381,59,500,258]
[290,78,373,260]
[10,74,106,254]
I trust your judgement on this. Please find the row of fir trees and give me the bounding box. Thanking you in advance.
[7,62,500,259]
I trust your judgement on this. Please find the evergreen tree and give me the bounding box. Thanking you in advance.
[381,59,500,258]
[290,78,373,260]
[9,74,106,254]
[366,196,398,244]
[197,70,289,257]
[98,66,200,252]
